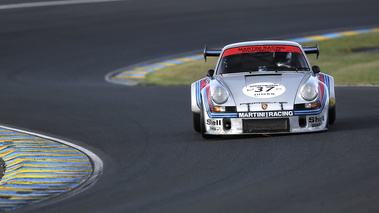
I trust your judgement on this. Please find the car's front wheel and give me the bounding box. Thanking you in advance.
[329,106,336,124]
[193,113,200,132]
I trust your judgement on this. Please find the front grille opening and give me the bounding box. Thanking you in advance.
[243,119,289,133]
[299,116,307,128]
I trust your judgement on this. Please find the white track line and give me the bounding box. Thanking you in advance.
[0,0,125,10]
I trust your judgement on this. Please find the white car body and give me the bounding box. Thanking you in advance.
[191,41,336,138]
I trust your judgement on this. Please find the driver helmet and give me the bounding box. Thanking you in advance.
[275,52,292,65]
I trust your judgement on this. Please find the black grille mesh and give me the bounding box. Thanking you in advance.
[243,119,289,133]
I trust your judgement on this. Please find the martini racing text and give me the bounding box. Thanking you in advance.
[238,111,293,118]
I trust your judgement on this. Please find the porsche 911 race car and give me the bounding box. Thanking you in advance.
[191,40,336,138]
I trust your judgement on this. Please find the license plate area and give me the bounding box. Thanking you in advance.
[243,118,289,133]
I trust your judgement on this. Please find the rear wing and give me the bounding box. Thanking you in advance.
[303,44,320,59]
[203,43,320,61]
[203,45,221,61]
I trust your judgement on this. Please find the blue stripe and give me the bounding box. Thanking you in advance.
[0,143,65,146]
[0,139,50,141]
[2,152,84,158]
[211,113,238,118]
[354,29,372,34]
[119,73,146,76]
[184,55,203,60]
[132,68,156,72]
[0,183,80,188]
[0,147,73,151]
[202,88,211,117]
[5,157,88,165]
[0,191,66,196]
[2,178,88,182]
[320,33,343,38]
[6,161,90,167]
[5,156,87,161]
[0,135,39,138]
[326,75,330,88]
[4,166,91,171]
[4,172,91,179]
[162,60,185,64]
[141,64,167,68]
[196,80,201,109]
[289,37,315,43]
[0,200,37,204]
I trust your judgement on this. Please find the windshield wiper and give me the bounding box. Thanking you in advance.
[276,63,310,72]
[294,67,310,71]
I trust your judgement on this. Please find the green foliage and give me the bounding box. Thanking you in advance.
[305,32,379,85]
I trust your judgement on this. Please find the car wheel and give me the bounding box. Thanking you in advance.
[329,106,336,125]
[193,113,200,132]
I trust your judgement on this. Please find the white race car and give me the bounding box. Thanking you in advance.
[191,40,336,138]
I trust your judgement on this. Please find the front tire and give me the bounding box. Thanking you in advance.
[193,113,200,132]
[329,106,336,124]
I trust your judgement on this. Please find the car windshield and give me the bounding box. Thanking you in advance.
[217,45,310,74]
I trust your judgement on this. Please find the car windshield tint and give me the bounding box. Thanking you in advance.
[217,50,309,74]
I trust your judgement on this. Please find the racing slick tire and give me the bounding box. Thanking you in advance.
[329,106,336,125]
[193,113,200,132]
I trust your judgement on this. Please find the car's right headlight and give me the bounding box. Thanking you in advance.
[211,87,228,104]
[300,83,318,101]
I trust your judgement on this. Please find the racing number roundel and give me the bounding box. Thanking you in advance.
[242,82,286,98]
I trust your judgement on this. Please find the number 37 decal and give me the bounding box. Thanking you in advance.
[242,82,286,98]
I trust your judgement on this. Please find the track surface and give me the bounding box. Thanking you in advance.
[0,0,378,212]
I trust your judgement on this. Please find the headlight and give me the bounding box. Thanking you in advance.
[211,87,228,104]
[301,84,318,101]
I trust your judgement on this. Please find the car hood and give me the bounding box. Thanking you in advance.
[219,72,308,112]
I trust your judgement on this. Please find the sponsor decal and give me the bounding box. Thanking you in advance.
[261,103,268,110]
[241,101,288,105]
[242,82,286,98]
[209,127,221,132]
[238,111,293,118]
[308,115,324,123]
[222,45,303,57]
[207,119,222,126]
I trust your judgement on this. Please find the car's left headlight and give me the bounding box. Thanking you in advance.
[300,83,318,101]
[212,87,228,104]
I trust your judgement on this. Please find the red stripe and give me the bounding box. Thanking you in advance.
[222,45,303,58]
[206,85,212,110]
[200,78,208,90]
[318,73,325,83]
[318,82,325,102]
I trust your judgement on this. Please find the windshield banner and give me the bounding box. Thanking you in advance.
[222,45,303,57]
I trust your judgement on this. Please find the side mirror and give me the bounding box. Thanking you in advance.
[206,69,214,77]
[312,66,320,74]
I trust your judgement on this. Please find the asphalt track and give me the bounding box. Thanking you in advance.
[0,0,378,212]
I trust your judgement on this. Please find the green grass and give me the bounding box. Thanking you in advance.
[145,32,379,85]
[143,57,219,85]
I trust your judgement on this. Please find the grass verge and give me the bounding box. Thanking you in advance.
[145,32,379,85]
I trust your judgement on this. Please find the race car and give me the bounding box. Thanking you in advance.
[191,40,336,138]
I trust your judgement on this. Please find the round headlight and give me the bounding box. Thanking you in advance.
[212,87,228,104]
[301,84,318,101]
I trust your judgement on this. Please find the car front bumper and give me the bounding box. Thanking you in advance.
[203,106,329,135]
